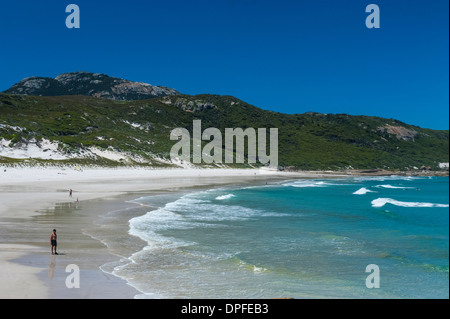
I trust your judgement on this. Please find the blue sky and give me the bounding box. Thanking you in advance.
[0,0,448,129]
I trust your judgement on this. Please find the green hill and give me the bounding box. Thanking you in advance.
[0,92,448,171]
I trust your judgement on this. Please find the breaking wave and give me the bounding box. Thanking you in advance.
[371,198,449,208]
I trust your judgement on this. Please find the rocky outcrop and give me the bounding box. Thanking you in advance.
[161,96,217,112]
[3,71,179,100]
[377,124,418,141]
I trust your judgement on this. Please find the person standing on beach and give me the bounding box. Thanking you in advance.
[69,189,73,197]
[50,229,58,255]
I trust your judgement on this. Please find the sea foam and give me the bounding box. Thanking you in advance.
[371,198,449,208]
[353,187,376,195]
[285,181,328,188]
[216,194,236,200]
[375,184,415,189]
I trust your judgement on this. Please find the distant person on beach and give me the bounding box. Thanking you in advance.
[69,189,73,197]
[50,229,58,255]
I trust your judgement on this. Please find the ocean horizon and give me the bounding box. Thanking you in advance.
[100,175,449,299]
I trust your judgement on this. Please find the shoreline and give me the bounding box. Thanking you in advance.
[0,167,447,299]
[0,167,302,299]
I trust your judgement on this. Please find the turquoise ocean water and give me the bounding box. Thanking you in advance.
[109,176,449,298]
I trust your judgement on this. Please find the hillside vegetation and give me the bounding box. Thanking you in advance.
[0,93,448,170]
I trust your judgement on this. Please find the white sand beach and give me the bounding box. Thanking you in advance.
[0,167,314,299]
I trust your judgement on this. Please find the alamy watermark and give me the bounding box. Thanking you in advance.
[64,4,379,30]
[65,264,80,289]
[365,264,380,288]
[170,120,278,169]
[365,4,380,29]
[65,4,80,29]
